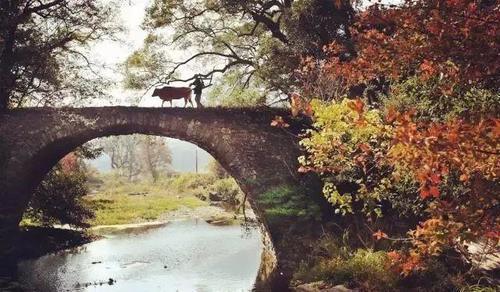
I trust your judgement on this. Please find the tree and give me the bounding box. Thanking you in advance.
[138,136,173,182]
[100,135,143,181]
[100,135,172,182]
[0,0,119,110]
[25,145,102,228]
[300,0,499,104]
[125,0,355,105]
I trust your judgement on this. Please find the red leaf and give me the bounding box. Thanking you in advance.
[348,98,365,115]
[373,230,388,240]
[429,186,440,198]
[420,187,431,199]
[429,173,441,184]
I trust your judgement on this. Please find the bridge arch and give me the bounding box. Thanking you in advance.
[0,107,307,290]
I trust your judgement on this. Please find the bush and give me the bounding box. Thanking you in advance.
[153,172,245,211]
[299,99,424,220]
[166,173,216,192]
[24,165,94,228]
[22,146,102,228]
[258,185,322,222]
[294,241,398,291]
[209,177,242,205]
[207,159,229,179]
[332,249,397,290]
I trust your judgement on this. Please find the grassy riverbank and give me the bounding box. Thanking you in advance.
[84,172,243,226]
[86,186,204,226]
[21,172,245,228]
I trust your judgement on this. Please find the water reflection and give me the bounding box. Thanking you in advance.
[17,220,263,292]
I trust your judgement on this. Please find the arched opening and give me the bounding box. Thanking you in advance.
[14,134,272,291]
[0,107,303,291]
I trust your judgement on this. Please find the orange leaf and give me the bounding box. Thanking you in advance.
[492,119,500,138]
[429,186,440,198]
[386,107,398,123]
[348,98,365,115]
[359,143,371,153]
[387,251,401,262]
[304,103,314,117]
[420,187,431,199]
[373,230,388,240]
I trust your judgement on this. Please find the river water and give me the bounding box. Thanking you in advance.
[17,220,263,292]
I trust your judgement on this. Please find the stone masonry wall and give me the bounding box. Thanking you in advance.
[0,107,307,290]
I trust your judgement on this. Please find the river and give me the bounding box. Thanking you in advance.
[17,219,263,292]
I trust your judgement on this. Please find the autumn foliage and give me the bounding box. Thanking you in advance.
[318,0,499,93]
[292,0,500,278]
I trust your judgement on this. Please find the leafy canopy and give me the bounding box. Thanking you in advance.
[0,0,119,110]
[125,0,355,105]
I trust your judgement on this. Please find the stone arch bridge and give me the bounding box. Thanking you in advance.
[0,107,321,290]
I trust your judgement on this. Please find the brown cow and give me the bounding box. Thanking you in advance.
[152,86,194,107]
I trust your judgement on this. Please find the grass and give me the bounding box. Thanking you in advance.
[22,171,244,228]
[84,173,207,226]
[292,235,398,291]
[86,194,204,226]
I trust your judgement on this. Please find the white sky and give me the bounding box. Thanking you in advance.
[89,0,204,108]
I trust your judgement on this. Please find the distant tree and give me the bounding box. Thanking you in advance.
[0,0,119,110]
[138,136,173,182]
[100,136,142,181]
[100,135,172,182]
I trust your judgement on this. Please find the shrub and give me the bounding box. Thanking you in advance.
[294,242,398,291]
[258,185,322,222]
[299,99,425,220]
[331,249,397,290]
[24,165,94,228]
[299,96,499,275]
[207,159,229,179]
[166,173,215,192]
[209,177,242,205]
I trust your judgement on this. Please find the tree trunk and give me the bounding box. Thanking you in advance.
[0,22,18,112]
[0,91,8,111]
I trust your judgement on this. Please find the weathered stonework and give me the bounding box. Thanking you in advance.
[0,107,310,290]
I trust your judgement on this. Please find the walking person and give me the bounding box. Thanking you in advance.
[190,75,205,108]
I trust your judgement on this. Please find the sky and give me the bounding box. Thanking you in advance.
[86,0,213,173]
[89,0,155,107]
[89,0,209,108]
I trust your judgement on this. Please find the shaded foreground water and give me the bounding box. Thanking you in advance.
[17,220,263,292]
